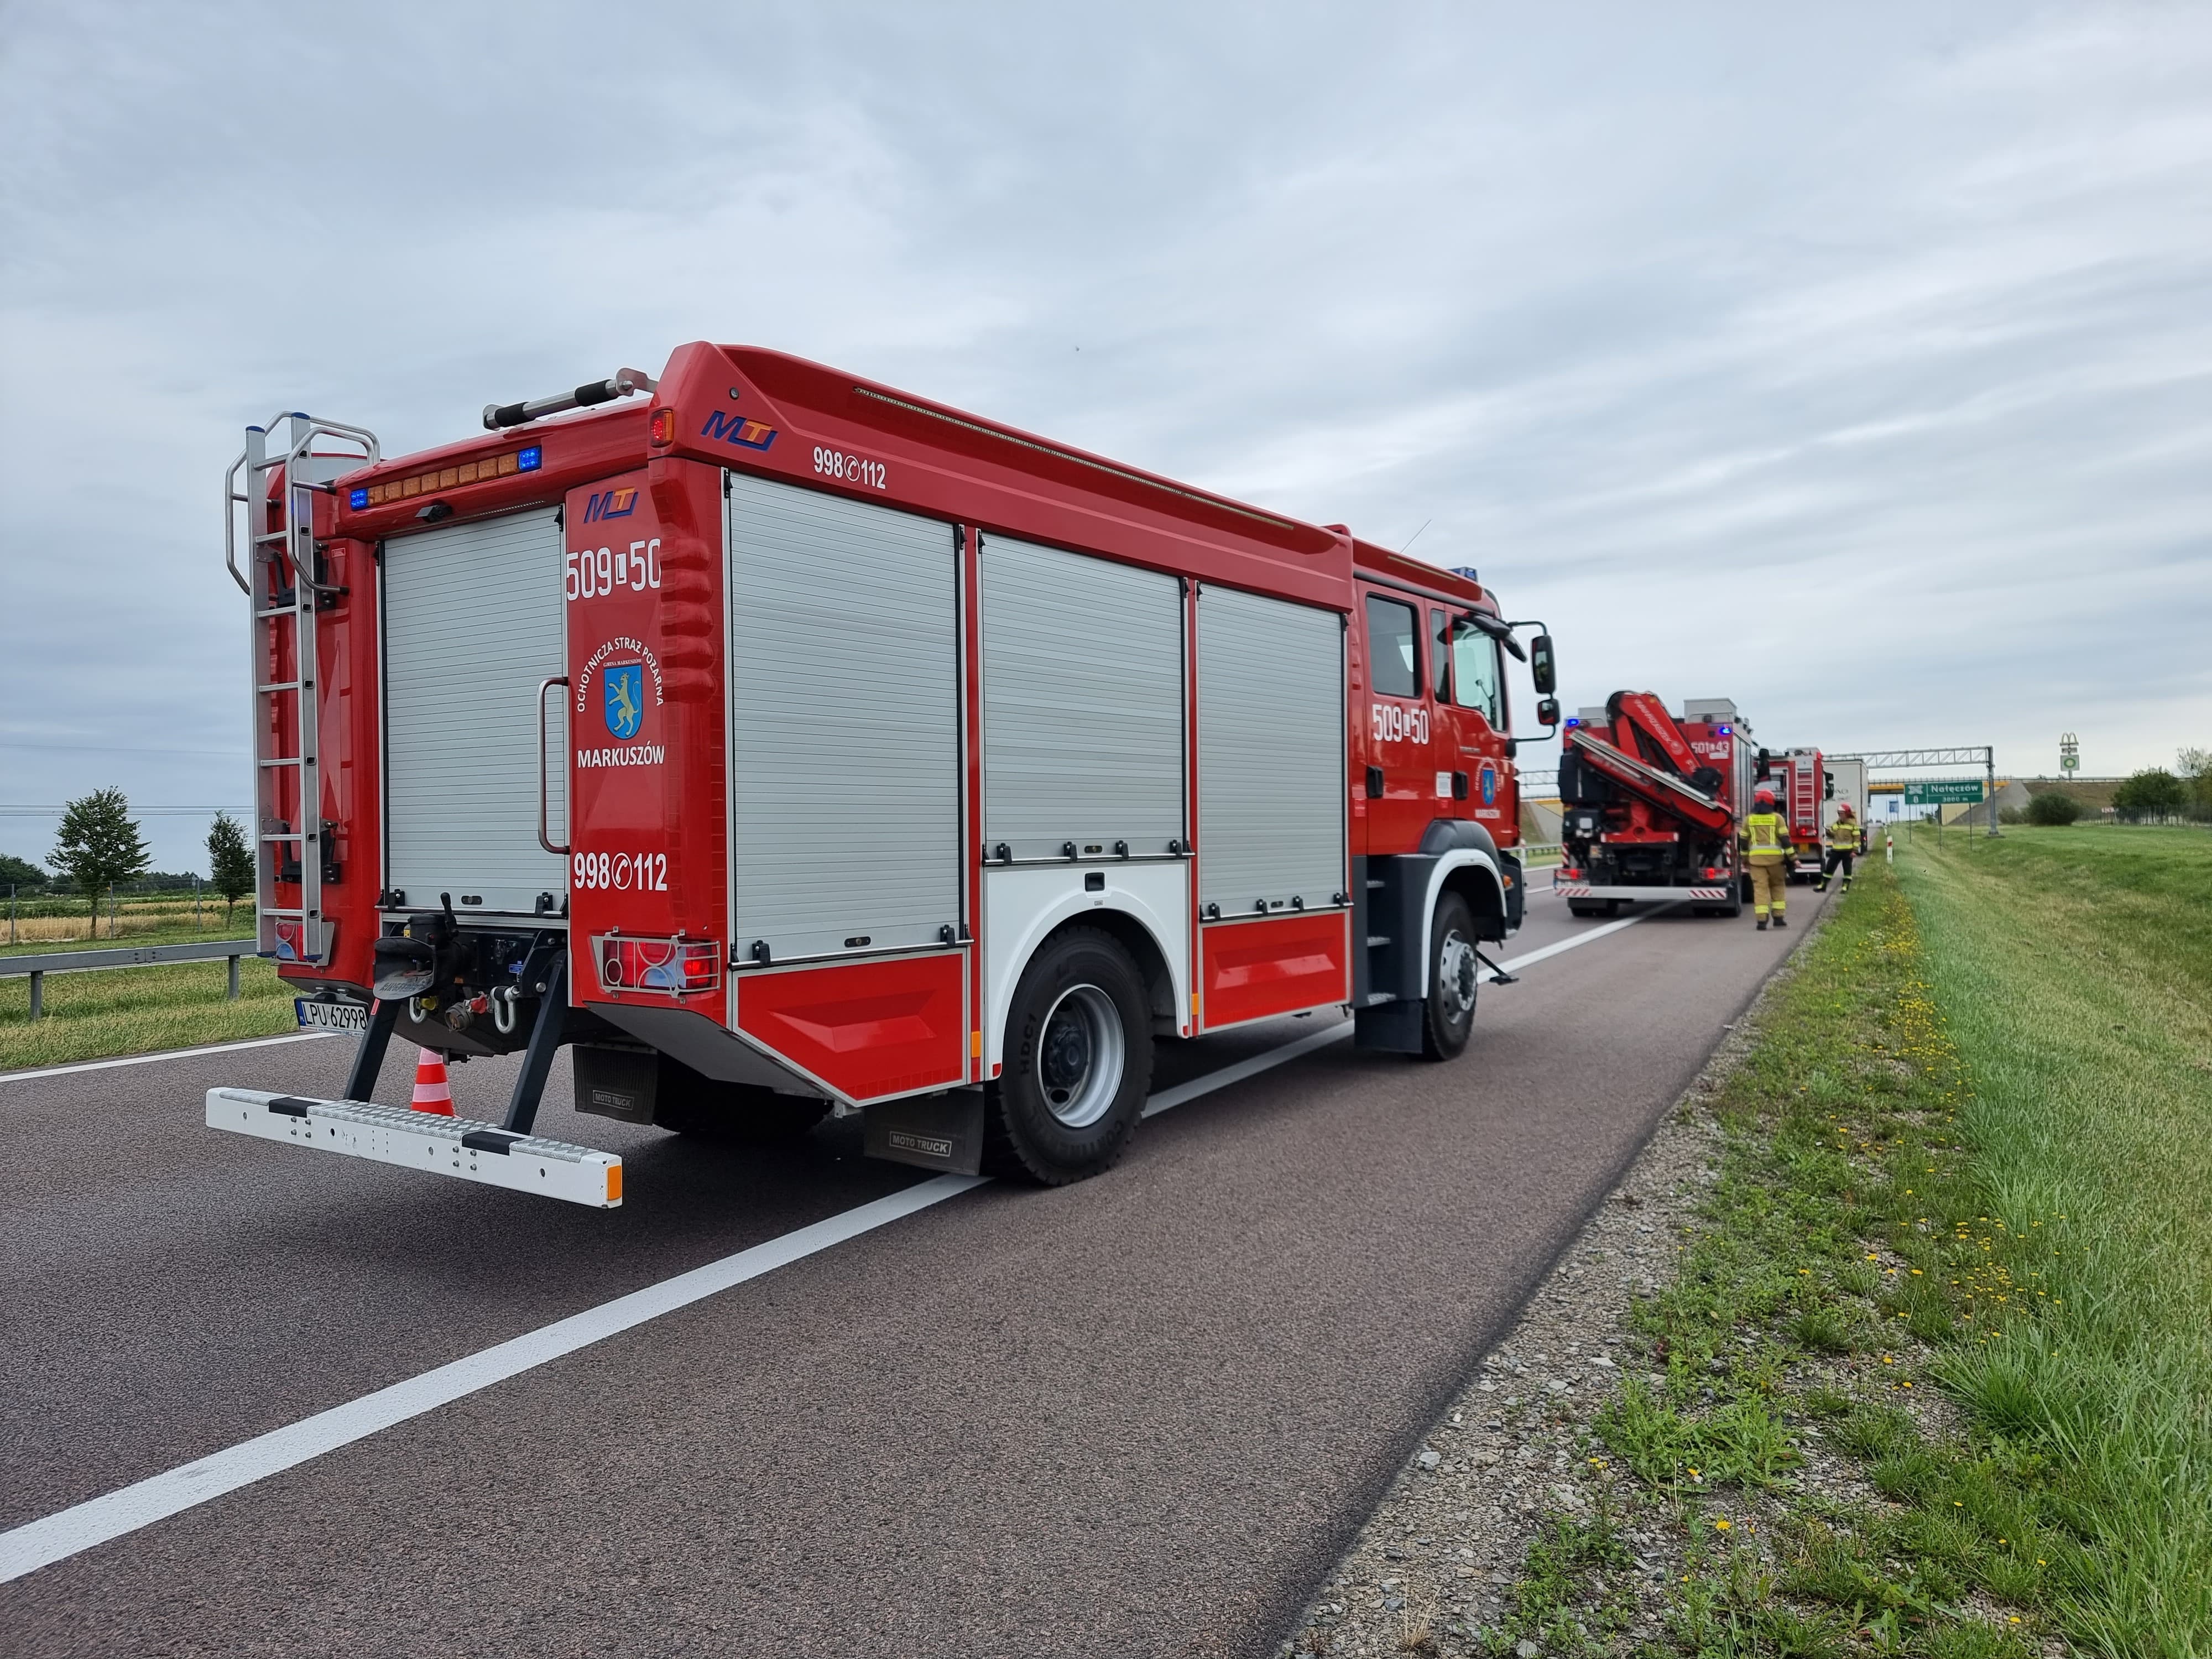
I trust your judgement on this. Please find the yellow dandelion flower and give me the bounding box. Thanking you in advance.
[1714,1518,1731,1531]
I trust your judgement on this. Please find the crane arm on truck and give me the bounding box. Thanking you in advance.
[1562,726,1734,835]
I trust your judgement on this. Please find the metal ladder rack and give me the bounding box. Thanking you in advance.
[225,413,379,966]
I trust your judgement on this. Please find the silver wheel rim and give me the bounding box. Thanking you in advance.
[1036,983,1125,1129]
[1438,929,1477,1019]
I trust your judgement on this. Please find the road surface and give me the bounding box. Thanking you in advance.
[0,882,1827,1657]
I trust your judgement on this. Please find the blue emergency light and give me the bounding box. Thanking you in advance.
[518,445,543,471]
[348,487,369,510]
[1717,724,1733,735]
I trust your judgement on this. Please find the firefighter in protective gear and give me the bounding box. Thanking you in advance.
[1742,786,1793,930]
[1814,804,1861,893]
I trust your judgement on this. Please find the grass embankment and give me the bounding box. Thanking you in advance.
[1490,831,2209,1657]
[0,957,297,1071]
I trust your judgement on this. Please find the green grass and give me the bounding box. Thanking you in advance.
[0,956,299,1070]
[1491,827,2209,1658]
[1901,826,2212,1653]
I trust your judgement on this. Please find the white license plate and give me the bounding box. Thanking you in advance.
[295,998,371,1033]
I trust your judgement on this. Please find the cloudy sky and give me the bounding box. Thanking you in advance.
[3,2,2207,872]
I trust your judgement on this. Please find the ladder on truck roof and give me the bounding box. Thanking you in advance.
[225,413,379,968]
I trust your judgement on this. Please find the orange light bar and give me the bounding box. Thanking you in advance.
[358,448,536,509]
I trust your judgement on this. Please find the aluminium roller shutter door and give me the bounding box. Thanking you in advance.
[727,472,961,963]
[382,508,567,915]
[1196,586,1345,914]
[980,534,1185,860]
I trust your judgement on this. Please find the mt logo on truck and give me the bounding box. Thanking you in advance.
[211,344,1559,1208]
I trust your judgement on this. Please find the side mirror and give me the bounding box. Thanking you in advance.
[1529,633,1556,696]
[1537,696,1561,727]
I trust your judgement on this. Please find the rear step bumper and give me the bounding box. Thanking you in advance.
[1552,882,1732,902]
[206,1088,622,1208]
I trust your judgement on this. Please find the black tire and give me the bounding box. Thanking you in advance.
[1603,899,1624,918]
[1567,901,1604,919]
[985,927,1152,1185]
[654,1057,830,1145]
[1420,892,1479,1062]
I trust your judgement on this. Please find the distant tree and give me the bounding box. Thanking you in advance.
[50,789,152,936]
[2179,747,2212,822]
[0,852,47,893]
[2026,792,2081,827]
[207,811,256,924]
[2111,769,2186,823]
[131,871,204,893]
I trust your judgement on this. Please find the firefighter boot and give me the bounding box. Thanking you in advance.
[1813,875,1828,893]
[1774,914,1788,927]
[1756,915,1770,931]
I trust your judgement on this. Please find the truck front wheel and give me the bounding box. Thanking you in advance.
[987,927,1152,1185]
[1421,892,1479,1062]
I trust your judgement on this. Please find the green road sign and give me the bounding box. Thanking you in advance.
[1905,778,1985,805]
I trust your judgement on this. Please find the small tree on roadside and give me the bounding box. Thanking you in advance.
[2026,792,2080,827]
[207,811,257,926]
[2179,747,2212,822]
[2112,769,2187,823]
[50,789,152,937]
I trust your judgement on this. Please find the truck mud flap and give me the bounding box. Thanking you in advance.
[864,1089,985,1176]
[206,1088,622,1208]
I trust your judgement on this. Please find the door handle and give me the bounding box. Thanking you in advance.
[538,676,570,856]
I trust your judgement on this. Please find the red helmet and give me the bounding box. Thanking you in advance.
[1838,804,1855,817]
[1754,786,1776,805]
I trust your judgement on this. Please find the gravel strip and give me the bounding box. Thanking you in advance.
[1275,980,1775,1657]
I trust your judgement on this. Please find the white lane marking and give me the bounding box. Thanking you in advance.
[1144,1020,1353,1117]
[0,899,1669,1582]
[1145,900,1673,1116]
[1495,906,1672,972]
[0,1176,980,1584]
[1,1030,341,1086]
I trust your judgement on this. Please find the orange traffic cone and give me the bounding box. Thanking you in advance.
[410,1048,455,1115]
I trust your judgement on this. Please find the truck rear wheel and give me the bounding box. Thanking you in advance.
[987,927,1152,1185]
[1421,892,1478,1062]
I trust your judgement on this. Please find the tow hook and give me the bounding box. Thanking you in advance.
[1474,946,1519,986]
[491,985,524,1035]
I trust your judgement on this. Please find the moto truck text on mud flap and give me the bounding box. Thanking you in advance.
[211,345,1562,1206]
[1553,694,1755,920]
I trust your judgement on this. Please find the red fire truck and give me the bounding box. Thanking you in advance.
[1767,747,1831,880]
[1553,695,1755,919]
[208,344,1559,1207]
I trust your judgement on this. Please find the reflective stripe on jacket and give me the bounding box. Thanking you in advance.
[1743,811,1790,858]
[1826,820,1861,851]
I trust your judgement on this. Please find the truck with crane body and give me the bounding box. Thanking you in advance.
[209,343,1561,1207]
[1553,694,1755,919]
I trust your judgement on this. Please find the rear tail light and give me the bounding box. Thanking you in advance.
[648,407,676,446]
[594,935,719,996]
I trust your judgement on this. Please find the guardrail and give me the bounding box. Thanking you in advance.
[1520,842,1564,865]
[0,940,257,1021]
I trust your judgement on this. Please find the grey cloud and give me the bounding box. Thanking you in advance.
[3,2,2208,869]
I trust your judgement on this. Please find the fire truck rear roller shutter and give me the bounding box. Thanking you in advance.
[726,472,961,964]
[980,534,1185,862]
[1197,587,1345,916]
[383,508,568,915]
